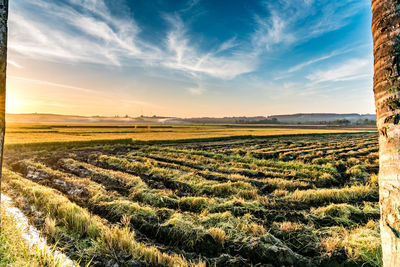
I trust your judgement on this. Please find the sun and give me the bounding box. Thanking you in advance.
[6,92,23,113]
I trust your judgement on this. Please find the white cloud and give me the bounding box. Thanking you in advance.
[215,37,238,54]
[252,0,367,51]
[252,13,295,50]
[288,46,360,73]
[306,58,373,83]
[8,60,23,68]
[188,86,206,95]
[162,15,256,79]
[9,0,145,66]
[8,0,369,83]
[289,53,340,73]
[68,0,110,19]
[8,75,96,93]
[178,0,201,13]
[8,74,158,110]
[9,0,254,80]
[9,9,121,66]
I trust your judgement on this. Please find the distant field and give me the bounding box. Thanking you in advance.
[4,123,376,144]
[1,131,381,266]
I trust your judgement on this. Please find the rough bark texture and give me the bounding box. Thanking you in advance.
[372,0,400,266]
[0,0,7,204]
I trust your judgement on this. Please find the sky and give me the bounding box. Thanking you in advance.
[7,0,374,117]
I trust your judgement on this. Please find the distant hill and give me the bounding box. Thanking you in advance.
[177,116,276,124]
[6,113,376,125]
[267,113,376,124]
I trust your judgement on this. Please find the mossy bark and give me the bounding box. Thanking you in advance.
[372,0,400,265]
[0,0,8,204]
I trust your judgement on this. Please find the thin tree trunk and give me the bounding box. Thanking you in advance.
[0,0,7,208]
[372,0,400,266]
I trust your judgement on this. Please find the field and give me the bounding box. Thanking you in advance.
[4,123,375,144]
[1,125,381,266]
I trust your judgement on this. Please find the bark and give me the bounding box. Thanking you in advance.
[0,0,7,206]
[372,0,400,266]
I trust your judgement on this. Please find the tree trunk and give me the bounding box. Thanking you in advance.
[372,0,400,266]
[0,0,7,206]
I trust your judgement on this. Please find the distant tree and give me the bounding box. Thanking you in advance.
[333,119,350,125]
[320,119,351,125]
[355,119,376,125]
[371,1,400,265]
[0,0,8,206]
[237,117,280,124]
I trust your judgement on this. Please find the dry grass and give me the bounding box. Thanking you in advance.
[321,221,381,266]
[207,227,226,243]
[3,169,205,267]
[286,185,377,204]
[278,221,304,232]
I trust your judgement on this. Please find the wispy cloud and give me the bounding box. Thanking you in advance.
[10,0,254,80]
[8,60,23,68]
[9,0,152,66]
[252,13,295,51]
[306,58,372,83]
[288,46,362,73]
[188,86,206,95]
[162,14,257,79]
[178,0,202,13]
[252,0,367,51]
[10,11,121,66]
[9,0,368,82]
[8,75,96,93]
[8,75,158,109]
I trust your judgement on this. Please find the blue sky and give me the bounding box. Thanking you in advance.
[6,0,374,117]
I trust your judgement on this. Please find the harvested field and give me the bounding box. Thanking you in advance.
[4,123,375,144]
[1,132,381,266]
